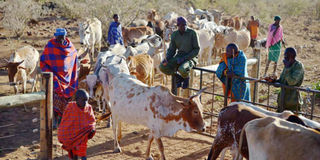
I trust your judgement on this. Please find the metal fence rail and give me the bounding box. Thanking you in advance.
[173,66,320,137]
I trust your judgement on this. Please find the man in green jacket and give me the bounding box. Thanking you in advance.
[266,47,304,112]
[159,16,200,89]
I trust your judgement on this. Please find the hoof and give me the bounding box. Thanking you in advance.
[146,156,154,160]
[113,147,122,153]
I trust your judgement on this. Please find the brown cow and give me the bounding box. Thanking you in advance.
[127,53,154,86]
[207,103,293,160]
[122,26,154,46]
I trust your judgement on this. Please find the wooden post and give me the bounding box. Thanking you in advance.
[40,72,53,160]
[250,49,261,103]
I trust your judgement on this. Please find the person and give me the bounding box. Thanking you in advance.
[107,14,124,45]
[264,16,285,77]
[159,16,200,89]
[265,47,304,112]
[40,28,78,128]
[247,16,260,48]
[58,89,96,160]
[216,43,251,103]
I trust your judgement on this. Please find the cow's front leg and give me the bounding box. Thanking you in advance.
[146,135,154,160]
[156,138,166,160]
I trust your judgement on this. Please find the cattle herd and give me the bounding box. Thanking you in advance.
[1,6,319,160]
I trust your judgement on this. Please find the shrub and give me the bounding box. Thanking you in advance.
[0,0,41,38]
[313,81,320,98]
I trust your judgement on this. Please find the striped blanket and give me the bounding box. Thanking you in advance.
[58,102,96,157]
[40,38,78,98]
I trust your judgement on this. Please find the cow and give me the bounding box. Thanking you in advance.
[127,53,154,86]
[253,38,267,49]
[123,34,162,58]
[196,29,215,66]
[221,16,242,30]
[108,70,207,160]
[130,19,148,27]
[208,9,223,25]
[207,103,293,160]
[79,17,102,65]
[214,28,250,52]
[1,46,39,94]
[163,11,179,28]
[239,116,320,160]
[122,26,154,46]
[207,101,320,160]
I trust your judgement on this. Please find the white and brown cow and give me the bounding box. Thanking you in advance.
[239,116,320,160]
[1,45,39,94]
[108,71,206,160]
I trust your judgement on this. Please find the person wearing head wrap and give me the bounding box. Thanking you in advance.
[266,47,304,112]
[40,28,78,128]
[107,14,124,45]
[264,15,286,77]
[159,16,200,92]
[216,43,251,103]
[58,89,96,160]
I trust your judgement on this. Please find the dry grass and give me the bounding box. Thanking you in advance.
[0,0,41,38]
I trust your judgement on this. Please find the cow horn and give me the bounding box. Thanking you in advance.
[190,87,208,100]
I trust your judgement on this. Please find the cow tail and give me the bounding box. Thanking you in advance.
[237,122,249,160]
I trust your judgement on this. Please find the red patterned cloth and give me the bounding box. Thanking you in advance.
[58,102,96,158]
[40,38,78,99]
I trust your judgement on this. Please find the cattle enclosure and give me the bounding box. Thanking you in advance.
[0,72,53,160]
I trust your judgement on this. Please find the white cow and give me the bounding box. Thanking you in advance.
[163,11,179,28]
[79,17,102,64]
[195,29,215,66]
[239,116,320,160]
[108,70,206,160]
[124,34,162,58]
[1,46,39,93]
[214,27,250,51]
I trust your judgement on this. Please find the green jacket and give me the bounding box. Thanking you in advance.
[277,60,304,111]
[166,28,200,64]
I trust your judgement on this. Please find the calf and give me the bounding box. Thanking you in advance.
[108,72,206,160]
[1,46,39,93]
[81,74,105,112]
[127,53,154,86]
[207,103,292,160]
[239,116,320,160]
[122,26,154,46]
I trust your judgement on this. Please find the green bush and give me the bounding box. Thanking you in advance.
[313,81,320,98]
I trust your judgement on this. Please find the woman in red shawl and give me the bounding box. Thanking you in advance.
[58,89,96,160]
[40,28,78,128]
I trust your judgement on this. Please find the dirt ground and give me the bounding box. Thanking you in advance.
[0,6,320,160]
